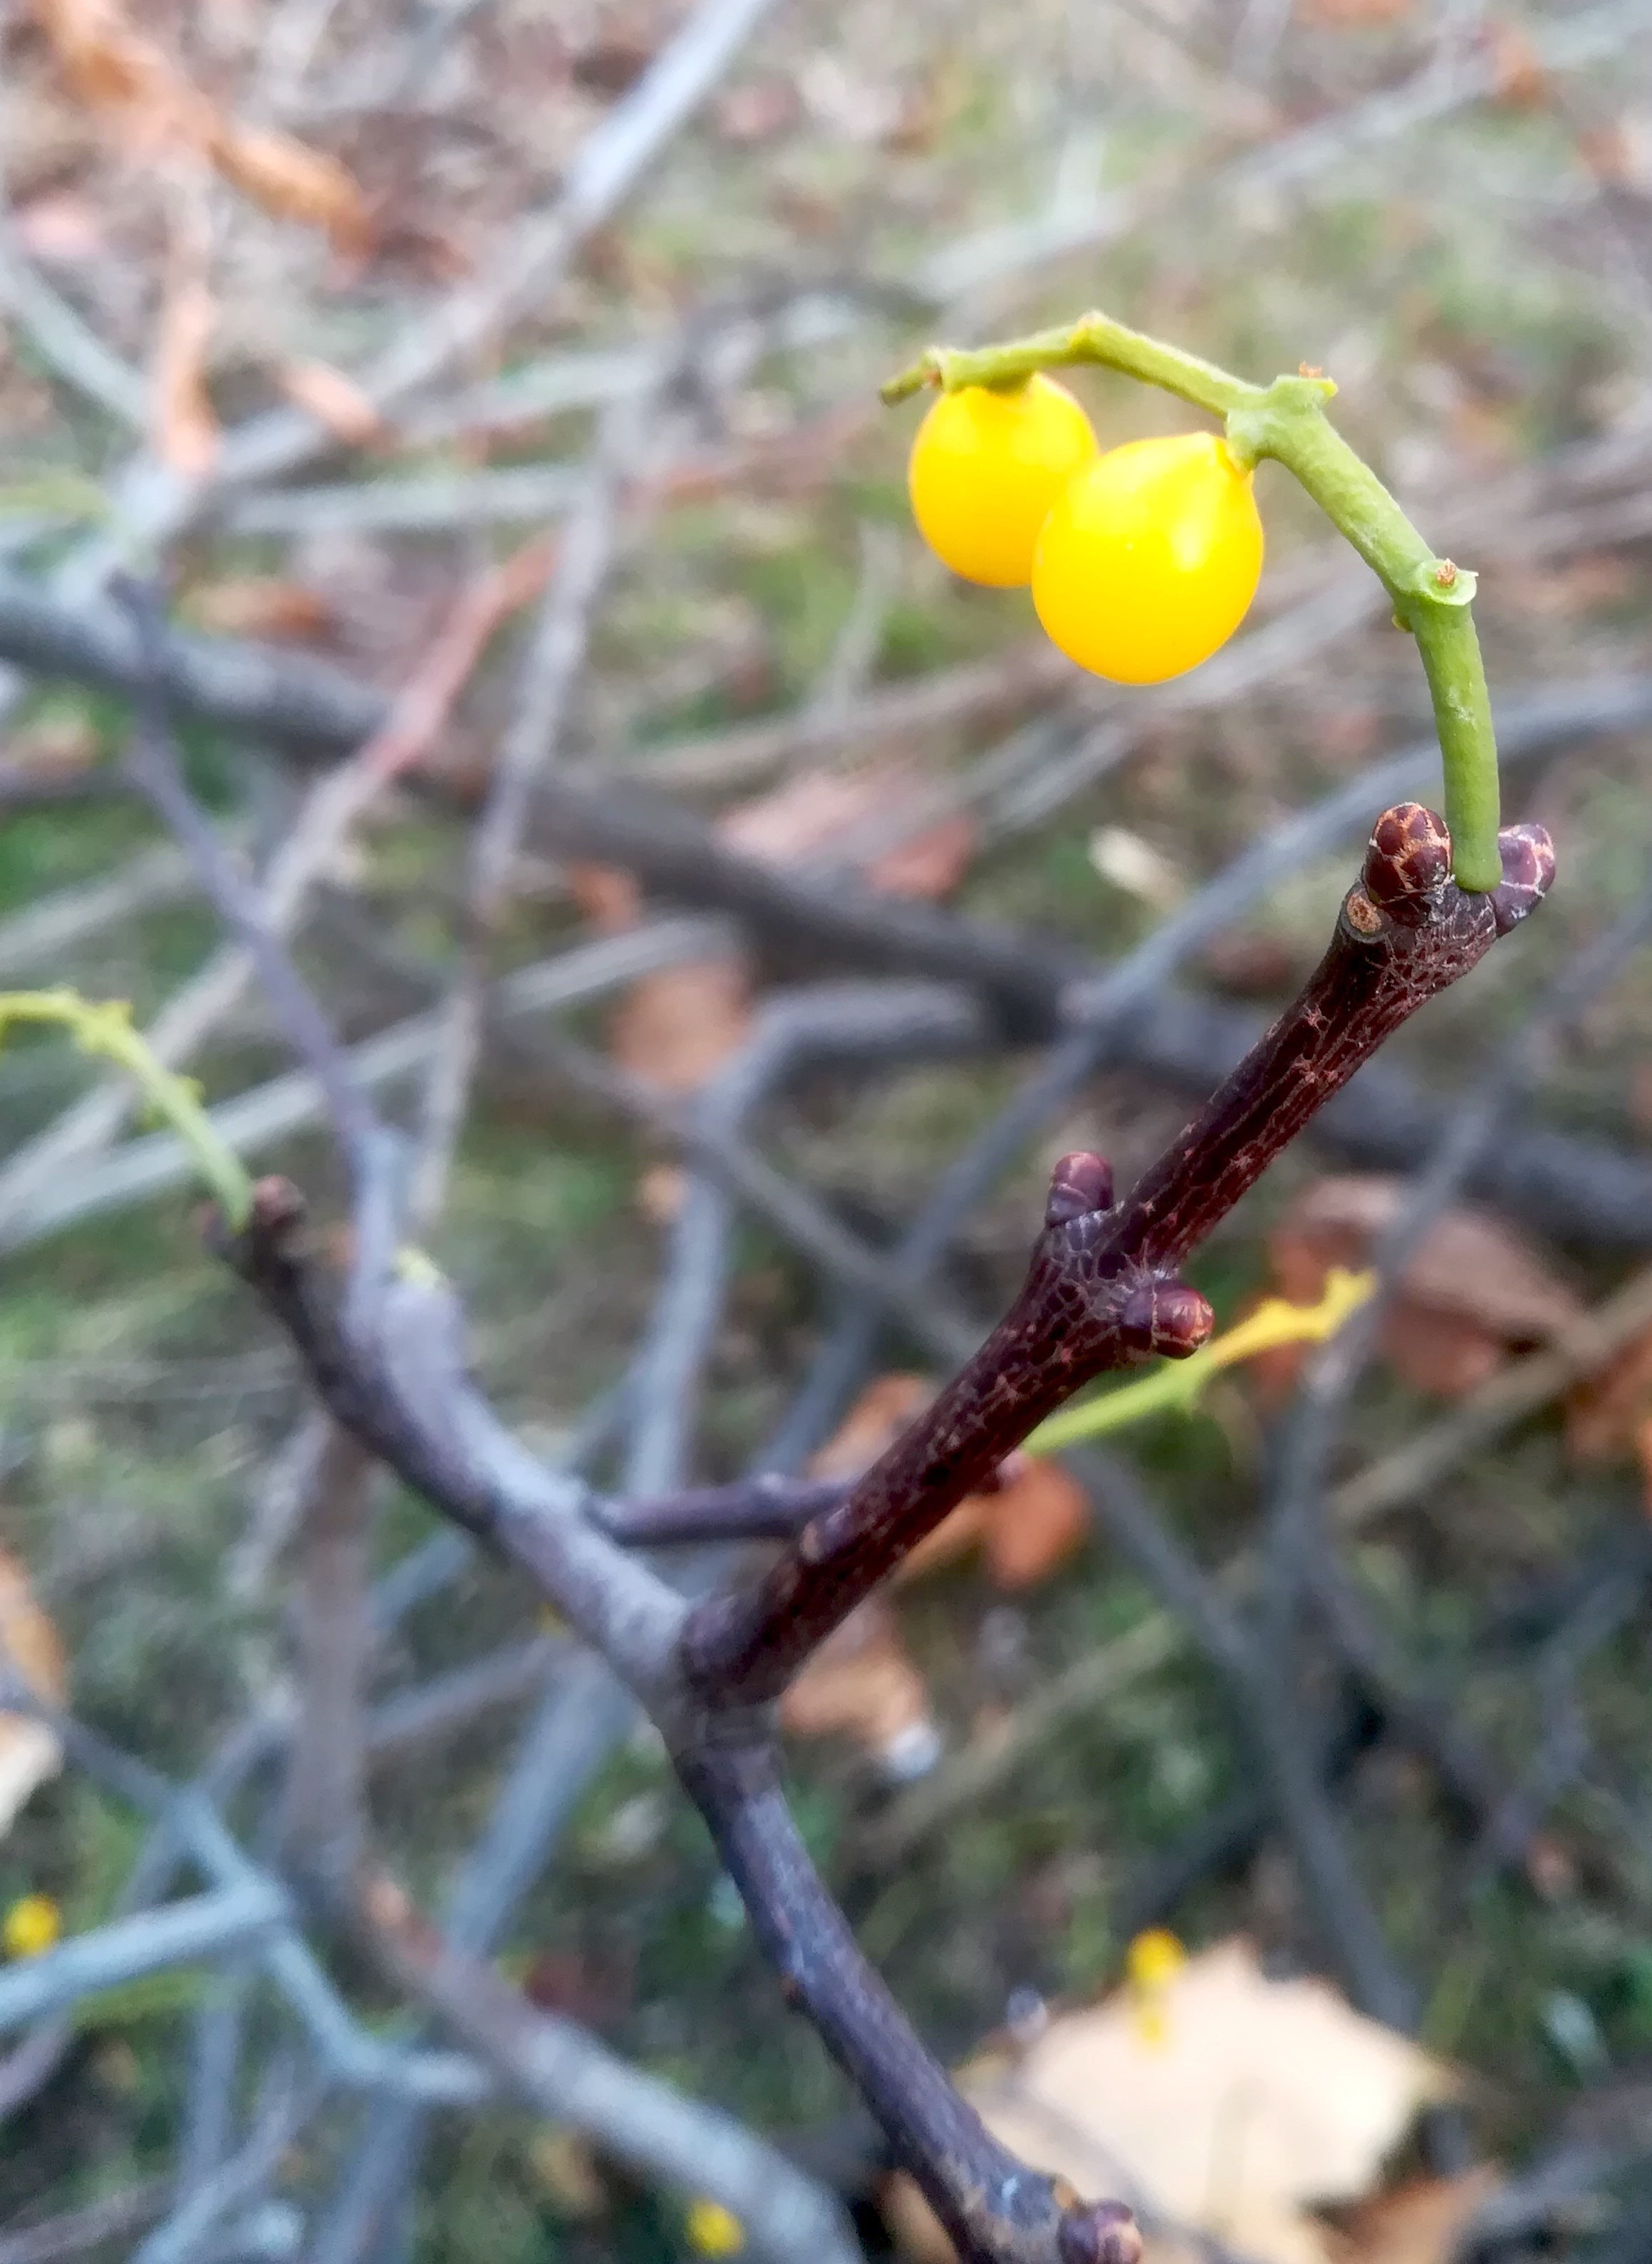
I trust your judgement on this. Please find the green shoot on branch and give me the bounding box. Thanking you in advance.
[0,989,251,1228]
[1022,1266,1374,1455]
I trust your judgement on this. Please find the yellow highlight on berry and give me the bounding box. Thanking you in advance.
[4,1893,62,1960]
[685,2198,746,2257]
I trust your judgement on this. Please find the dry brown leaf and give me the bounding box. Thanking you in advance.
[0,1544,66,1837]
[721,765,977,902]
[209,122,370,251]
[810,1374,933,1480]
[276,361,387,449]
[606,959,754,1094]
[1482,19,1549,107]
[1297,0,1414,24]
[809,1388,1091,1594]
[880,2171,957,2263]
[966,1941,1450,2264]
[978,1458,1091,1590]
[584,762,975,1104]
[565,863,644,935]
[868,810,978,900]
[779,1597,937,1773]
[150,271,219,480]
[31,0,370,246]
[714,76,804,144]
[182,578,332,643]
[1336,2169,1501,2264]
[809,1375,993,1584]
[1567,1318,1652,1463]
[1259,1175,1582,1401]
[635,1163,687,1227]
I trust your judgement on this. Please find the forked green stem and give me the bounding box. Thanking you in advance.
[883,311,1504,893]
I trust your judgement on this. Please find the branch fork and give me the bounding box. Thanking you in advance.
[680,804,1554,1710]
[212,799,1552,2264]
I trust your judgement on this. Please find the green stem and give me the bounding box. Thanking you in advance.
[881,312,1505,893]
[882,311,1261,422]
[1406,599,1503,893]
[0,989,252,1227]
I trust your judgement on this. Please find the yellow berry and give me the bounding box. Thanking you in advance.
[4,1893,61,1959]
[685,2198,745,2256]
[908,375,1098,588]
[1032,431,1263,683]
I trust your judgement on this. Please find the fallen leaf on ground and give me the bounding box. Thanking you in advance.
[1257,1175,1582,1401]
[809,1374,933,1480]
[181,579,332,643]
[1564,1311,1652,1514]
[962,1940,1451,2264]
[150,268,218,480]
[606,957,755,1096]
[0,1544,66,1837]
[584,762,978,1104]
[1482,18,1549,107]
[721,766,977,902]
[881,2171,957,2263]
[780,1597,939,1777]
[31,0,371,247]
[779,1377,941,1772]
[808,1378,1092,1591]
[1336,2168,1502,2264]
[1297,0,1414,24]
[276,361,387,448]
[976,1458,1091,1589]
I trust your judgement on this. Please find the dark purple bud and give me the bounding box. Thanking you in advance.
[1490,821,1556,936]
[1118,1279,1214,1359]
[1046,1151,1114,1227]
[1059,2200,1143,2264]
[1363,802,1453,907]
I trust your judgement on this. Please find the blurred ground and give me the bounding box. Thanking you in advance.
[6,1,1652,2258]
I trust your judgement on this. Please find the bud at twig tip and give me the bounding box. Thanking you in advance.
[1363,803,1451,907]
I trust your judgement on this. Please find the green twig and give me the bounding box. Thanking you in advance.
[0,988,251,1227]
[882,309,1503,892]
[1022,1267,1374,1455]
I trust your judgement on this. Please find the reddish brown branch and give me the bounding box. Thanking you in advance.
[681,806,1555,1707]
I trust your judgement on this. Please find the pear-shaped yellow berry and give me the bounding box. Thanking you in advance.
[1033,430,1263,683]
[908,374,1098,588]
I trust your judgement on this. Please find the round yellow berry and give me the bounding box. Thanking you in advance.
[4,1893,62,1960]
[685,2198,745,2257]
[1032,431,1263,683]
[908,375,1098,589]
